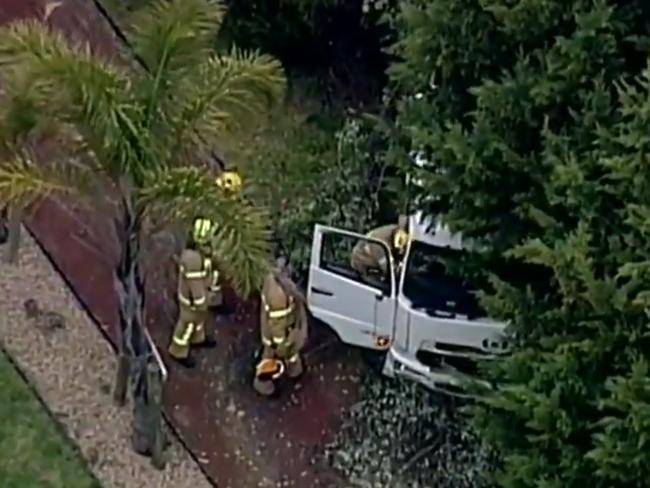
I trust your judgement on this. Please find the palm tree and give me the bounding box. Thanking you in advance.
[0,0,285,451]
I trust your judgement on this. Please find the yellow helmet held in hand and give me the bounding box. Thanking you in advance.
[192,217,213,244]
[392,229,410,252]
[255,358,285,381]
[215,171,242,194]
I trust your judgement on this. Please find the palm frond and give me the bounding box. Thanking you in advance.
[0,65,88,160]
[0,152,92,208]
[164,48,286,160]
[129,0,224,122]
[138,166,271,296]
[0,21,152,179]
[0,87,40,145]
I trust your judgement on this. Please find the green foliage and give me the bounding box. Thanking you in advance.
[386,0,650,486]
[140,166,270,296]
[0,0,286,295]
[226,98,401,279]
[221,0,353,60]
[220,0,390,103]
[0,351,101,488]
[0,154,84,208]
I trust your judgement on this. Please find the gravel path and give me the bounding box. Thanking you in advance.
[0,227,213,488]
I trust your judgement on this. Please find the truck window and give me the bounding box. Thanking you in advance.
[402,241,485,319]
[319,230,392,293]
[402,240,554,319]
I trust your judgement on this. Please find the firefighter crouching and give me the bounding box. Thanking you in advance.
[168,218,217,368]
[253,266,308,396]
[350,216,410,283]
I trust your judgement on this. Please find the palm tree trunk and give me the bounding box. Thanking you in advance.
[0,205,8,245]
[4,204,22,264]
[112,200,154,455]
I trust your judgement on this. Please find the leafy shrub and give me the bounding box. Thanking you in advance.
[385,0,650,486]
[225,94,401,281]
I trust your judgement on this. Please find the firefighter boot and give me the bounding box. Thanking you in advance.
[189,321,215,348]
[173,355,196,368]
[285,354,304,379]
[201,337,217,348]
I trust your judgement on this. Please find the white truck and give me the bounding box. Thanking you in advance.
[306,211,511,397]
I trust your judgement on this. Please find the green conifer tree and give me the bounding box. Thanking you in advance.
[386,0,650,486]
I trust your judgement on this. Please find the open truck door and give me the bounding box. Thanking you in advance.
[307,225,396,351]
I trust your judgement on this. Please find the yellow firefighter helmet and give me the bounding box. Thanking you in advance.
[192,217,213,244]
[392,229,410,252]
[255,358,285,381]
[215,171,242,193]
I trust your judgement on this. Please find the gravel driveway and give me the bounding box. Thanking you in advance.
[0,228,213,488]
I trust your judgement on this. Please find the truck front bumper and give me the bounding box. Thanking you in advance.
[383,346,489,398]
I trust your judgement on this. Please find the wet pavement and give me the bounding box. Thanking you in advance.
[0,0,364,486]
[27,196,363,487]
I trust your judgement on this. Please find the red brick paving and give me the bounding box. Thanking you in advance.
[0,1,363,486]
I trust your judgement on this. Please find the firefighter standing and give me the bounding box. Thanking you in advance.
[350,216,410,283]
[194,219,223,310]
[202,169,243,308]
[215,170,242,196]
[168,217,216,368]
[168,167,242,366]
[253,262,308,397]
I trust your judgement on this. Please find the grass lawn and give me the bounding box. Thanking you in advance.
[0,349,102,488]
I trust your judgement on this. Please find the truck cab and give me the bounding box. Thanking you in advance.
[306,212,510,397]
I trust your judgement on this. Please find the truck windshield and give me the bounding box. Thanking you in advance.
[401,240,486,319]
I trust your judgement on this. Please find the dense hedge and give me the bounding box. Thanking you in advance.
[387,0,650,486]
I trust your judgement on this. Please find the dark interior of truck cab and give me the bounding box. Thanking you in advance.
[402,239,555,320]
[402,241,486,319]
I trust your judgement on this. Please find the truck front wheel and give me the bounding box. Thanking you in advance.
[360,349,387,376]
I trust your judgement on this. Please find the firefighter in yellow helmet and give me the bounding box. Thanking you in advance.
[190,217,223,309]
[202,169,241,309]
[350,216,410,284]
[168,217,217,368]
[215,170,242,196]
[253,260,308,397]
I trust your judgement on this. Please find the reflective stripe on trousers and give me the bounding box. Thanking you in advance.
[184,269,208,279]
[173,322,195,346]
[178,293,207,307]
